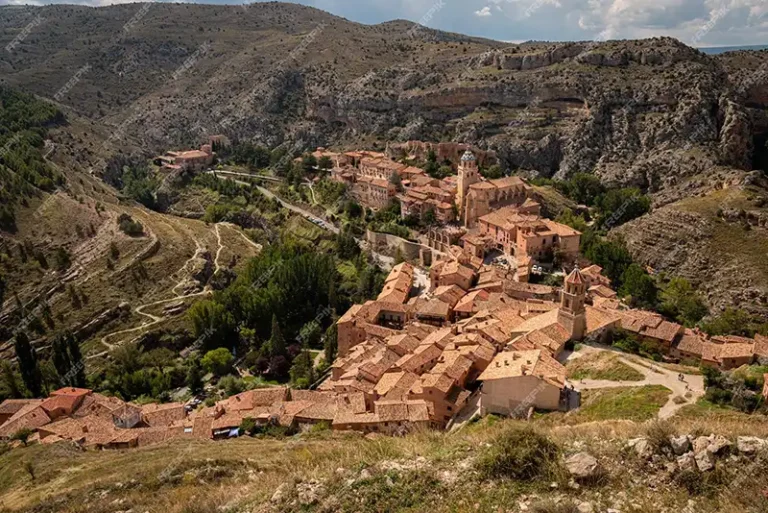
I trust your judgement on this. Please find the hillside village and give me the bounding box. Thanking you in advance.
[3,142,768,447]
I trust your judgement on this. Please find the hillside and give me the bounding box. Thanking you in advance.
[2,4,768,319]
[2,410,768,513]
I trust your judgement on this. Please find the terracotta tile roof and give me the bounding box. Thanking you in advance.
[395,343,442,373]
[701,342,722,362]
[755,335,768,358]
[40,395,81,416]
[289,390,336,403]
[718,343,755,360]
[219,388,288,412]
[50,387,92,398]
[433,285,466,307]
[588,285,617,299]
[141,403,187,427]
[478,349,566,388]
[0,399,36,417]
[0,401,51,438]
[336,392,367,414]
[676,330,705,356]
[374,371,419,399]
[386,334,421,355]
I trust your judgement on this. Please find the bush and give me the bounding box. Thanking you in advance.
[475,426,560,480]
[644,419,676,453]
[531,500,580,513]
[11,427,34,446]
[117,214,144,236]
[201,348,234,377]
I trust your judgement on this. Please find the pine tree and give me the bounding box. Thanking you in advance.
[323,323,337,365]
[51,333,72,384]
[14,332,43,397]
[66,333,87,387]
[186,357,203,396]
[0,274,5,312]
[0,360,23,399]
[268,314,286,357]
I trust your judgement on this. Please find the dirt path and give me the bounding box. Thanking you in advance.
[567,345,705,419]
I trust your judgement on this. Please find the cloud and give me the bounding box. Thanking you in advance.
[2,0,766,46]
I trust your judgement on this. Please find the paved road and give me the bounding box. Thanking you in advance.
[566,345,705,420]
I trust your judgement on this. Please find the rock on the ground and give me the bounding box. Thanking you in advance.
[296,481,325,506]
[695,450,716,472]
[670,435,691,456]
[577,502,594,513]
[628,438,653,459]
[737,436,768,455]
[693,436,711,455]
[706,435,731,455]
[565,452,601,480]
[677,452,697,472]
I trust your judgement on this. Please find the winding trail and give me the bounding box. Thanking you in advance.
[566,345,705,420]
[96,221,233,354]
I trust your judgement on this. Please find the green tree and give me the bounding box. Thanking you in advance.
[323,323,338,365]
[201,348,235,377]
[596,188,651,228]
[0,274,6,312]
[619,264,658,309]
[66,335,86,388]
[555,208,588,232]
[187,299,237,351]
[568,173,605,206]
[14,332,43,397]
[0,361,23,399]
[584,237,633,286]
[389,171,404,192]
[186,357,204,395]
[301,154,318,175]
[265,314,286,357]
[318,155,333,170]
[701,308,757,337]
[659,277,708,326]
[481,164,503,179]
[289,343,315,389]
[50,332,72,385]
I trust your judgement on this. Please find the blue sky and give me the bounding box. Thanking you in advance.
[2,0,766,47]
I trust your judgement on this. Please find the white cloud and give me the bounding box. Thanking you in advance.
[475,6,492,17]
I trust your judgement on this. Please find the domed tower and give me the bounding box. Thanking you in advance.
[557,266,587,341]
[456,150,480,223]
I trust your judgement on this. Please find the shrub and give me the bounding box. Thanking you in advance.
[117,214,144,236]
[11,428,34,446]
[475,426,560,480]
[644,419,676,453]
[201,348,234,377]
[239,417,257,436]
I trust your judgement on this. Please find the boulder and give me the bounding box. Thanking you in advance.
[271,483,290,503]
[565,452,601,481]
[692,436,711,454]
[628,438,653,459]
[695,450,715,472]
[706,435,731,455]
[737,436,768,455]
[670,435,691,456]
[677,452,696,472]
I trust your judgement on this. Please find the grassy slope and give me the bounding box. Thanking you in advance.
[564,385,671,423]
[567,352,645,382]
[2,407,768,513]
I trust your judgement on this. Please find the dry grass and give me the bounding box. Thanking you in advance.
[2,410,767,513]
[567,352,645,382]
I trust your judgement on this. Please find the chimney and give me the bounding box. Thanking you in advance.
[81,425,88,433]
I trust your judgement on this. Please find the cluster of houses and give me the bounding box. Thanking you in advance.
[154,135,229,173]
[4,252,768,447]
[327,146,582,270]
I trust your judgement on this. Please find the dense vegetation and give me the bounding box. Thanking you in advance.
[103,155,158,209]
[0,86,66,232]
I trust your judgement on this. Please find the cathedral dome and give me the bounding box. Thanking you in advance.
[460,150,476,163]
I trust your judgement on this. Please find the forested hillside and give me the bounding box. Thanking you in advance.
[0,87,66,231]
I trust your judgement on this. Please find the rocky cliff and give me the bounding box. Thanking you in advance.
[2,2,768,316]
